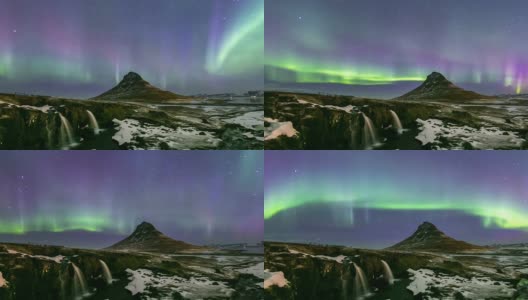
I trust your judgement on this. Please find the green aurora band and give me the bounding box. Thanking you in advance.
[265,178,528,231]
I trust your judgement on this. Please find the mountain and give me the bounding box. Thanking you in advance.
[394,72,490,100]
[93,72,188,102]
[387,222,485,252]
[106,222,206,253]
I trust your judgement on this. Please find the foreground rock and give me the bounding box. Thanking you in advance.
[265,87,527,150]
[0,238,263,299]
[264,239,527,300]
[0,92,263,150]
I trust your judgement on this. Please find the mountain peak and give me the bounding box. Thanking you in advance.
[105,222,205,253]
[133,221,160,235]
[388,222,485,252]
[417,221,438,231]
[123,71,143,81]
[394,71,489,100]
[92,72,187,101]
[425,71,448,83]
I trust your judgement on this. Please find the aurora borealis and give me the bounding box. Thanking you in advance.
[265,0,528,98]
[0,0,263,98]
[265,151,528,248]
[0,151,263,248]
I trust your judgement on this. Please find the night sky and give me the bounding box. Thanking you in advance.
[265,151,528,248]
[0,151,263,249]
[0,0,263,98]
[265,0,528,98]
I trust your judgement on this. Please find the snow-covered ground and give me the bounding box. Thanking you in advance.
[224,111,263,130]
[297,99,355,113]
[6,249,65,263]
[236,262,266,279]
[224,111,264,141]
[125,268,234,300]
[407,268,515,299]
[264,118,298,140]
[288,249,346,263]
[0,100,53,113]
[112,118,221,149]
[415,118,525,149]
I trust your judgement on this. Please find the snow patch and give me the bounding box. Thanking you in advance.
[264,270,289,289]
[264,118,298,140]
[0,271,7,288]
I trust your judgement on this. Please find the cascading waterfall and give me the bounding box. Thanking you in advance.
[59,113,75,148]
[86,110,100,134]
[72,263,88,299]
[99,259,113,284]
[381,259,394,285]
[389,110,403,134]
[353,262,370,299]
[361,113,379,149]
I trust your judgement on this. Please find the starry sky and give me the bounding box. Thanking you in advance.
[265,0,528,99]
[265,151,528,248]
[0,151,263,249]
[0,0,263,98]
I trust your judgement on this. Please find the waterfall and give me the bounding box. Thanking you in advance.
[72,263,88,299]
[353,262,370,299]
[361,113,379,149]
[59,113,75,149]
[381,260,394,285]
[86,110,100,134]
[389,110,403,134]
[99,259,113,284]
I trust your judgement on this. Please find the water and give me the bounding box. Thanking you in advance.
[59,113,75,149]
[72,263,88,299]
[389,110,403,134]
[353,262,370,299]
[361,113,379,149]
[381,259,395,285]
[99,259,113,285]
[86,110,100,134]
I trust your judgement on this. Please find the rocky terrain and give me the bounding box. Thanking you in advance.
[0,222,264,300]
[0,72,263,150]
[264,223,528,300]
[265,72,528,150]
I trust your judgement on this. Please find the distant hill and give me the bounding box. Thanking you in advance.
[93,72,188,102]
[106,222,206,253]
[387,222,485,252]
[394,72,490,100]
